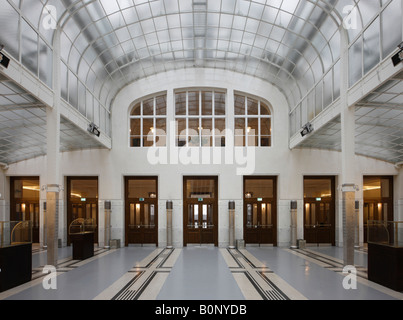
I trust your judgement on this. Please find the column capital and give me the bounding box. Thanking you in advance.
[42,184,64,193]
[341,184,359,193]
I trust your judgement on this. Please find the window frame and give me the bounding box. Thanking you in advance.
[129,93,167,148]
[175,89,227,148]
[234,93,273,148]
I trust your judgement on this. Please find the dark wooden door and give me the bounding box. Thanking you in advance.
[303,176,335,246]
[244,201,276,245]
[125,177,158,246]
[186,202,215,245]
[126,201,158,245]
[183,177,218,246]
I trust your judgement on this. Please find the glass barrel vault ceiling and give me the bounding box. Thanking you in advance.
[1,0,401,114]
[0,0,402,164]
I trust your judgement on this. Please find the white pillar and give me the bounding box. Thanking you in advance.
[46,27,62,267]
[340,27,357,266]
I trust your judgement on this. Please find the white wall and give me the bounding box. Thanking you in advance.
[4,68,401,248]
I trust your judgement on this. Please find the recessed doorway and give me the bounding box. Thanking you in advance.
[183,176,218,247]
[10,177,40,244]
[125,177,158,246]
[67,177,99,245]
[303,176,336,246]
[363,176,393,243]
[243,177,277,246]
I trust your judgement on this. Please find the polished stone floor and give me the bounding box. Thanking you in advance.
[1,245,402,301]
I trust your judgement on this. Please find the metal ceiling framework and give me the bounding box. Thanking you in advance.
[0,0,402,165]
[0,74,107,164]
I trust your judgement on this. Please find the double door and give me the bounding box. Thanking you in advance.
[183,176,218,247]
[126,201,158,245]
[244,201,276,245]
[186,201,216,245]
[304,200,334,245]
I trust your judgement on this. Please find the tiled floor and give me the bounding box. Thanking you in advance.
[1,245,402,301]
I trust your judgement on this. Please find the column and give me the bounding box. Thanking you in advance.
[228,201,235,249]
[340,28,357,266]
[290,201,298,249]
[166,201,173,249]
[46,27,62,267]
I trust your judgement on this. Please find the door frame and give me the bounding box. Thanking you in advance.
[183,176,218,247]
[303,176,336,246]
[66,176,99,245]
[10,177,41,243]
[363,176,394,243]
[124,176,159,246]
[243,176,278,246]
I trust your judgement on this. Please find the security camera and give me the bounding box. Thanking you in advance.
[0,44,4,51]
[300,122,314,137]
[87,122,101,137]
[398,42,403,50]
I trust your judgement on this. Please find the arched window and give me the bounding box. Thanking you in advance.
[130,94,167,147]
[175,90,226,147]
[234,94,272,147]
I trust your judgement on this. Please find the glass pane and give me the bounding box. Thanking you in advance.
[260,102,271,115]
[247,98,258,115]
[215,92,226,115]
[234,94,245,115]
[304,179,332,199]
[215,118,226,147]
[13,179,40,199]
[130,118,141,136]
[70,179,98,199]
[188,91,199,115]
[150,204,155,227]
[156,95,167,115]
[144,204,149,227]
[136,204,141,226]
[247,118,258,136]
[247,204,252,227]
[253,204,258,226]
[143,98,154,116]
[130,203,135,226]
[245,179,274,198]
[201,91,212,115]
[188,118,200,146]
[201,119,212,147]
[127,179,157,199]
[143,118,154,146]
[176,92,187,115]
[194,205,199,228]
[186,179,215,198]
[363,177,392,199]
[131,103,141,116]
[176,118,187,146]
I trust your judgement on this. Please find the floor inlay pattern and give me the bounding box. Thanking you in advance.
[220,248,307,300]
[95,248,181,300]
